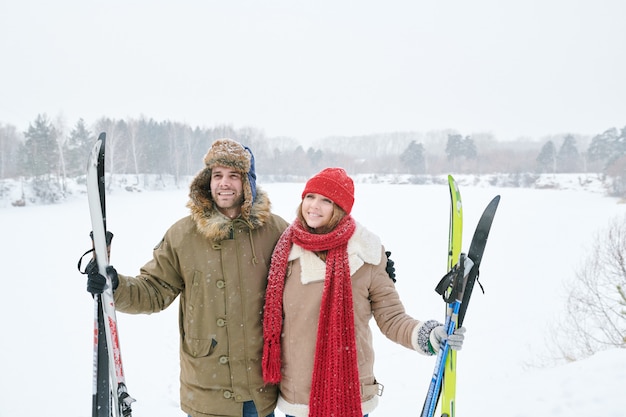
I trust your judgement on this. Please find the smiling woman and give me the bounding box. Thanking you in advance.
[262,167,466,417]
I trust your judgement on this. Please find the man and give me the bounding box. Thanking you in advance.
[87,138,289,417]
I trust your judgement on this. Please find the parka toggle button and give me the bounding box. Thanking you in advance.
[219,355,229,364]
[216,280,225,289]
[216,318,226,327]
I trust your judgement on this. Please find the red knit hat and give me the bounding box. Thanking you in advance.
[302,167,355,214]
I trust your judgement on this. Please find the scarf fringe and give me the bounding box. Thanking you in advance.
[262,342,282,384]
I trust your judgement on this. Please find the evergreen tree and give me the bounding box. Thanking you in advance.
[536,140,556,173]
[140,118,169,174]
[289,146,310,176]
[605,126,626,197]
[307,147,324,171]
[400,140,426,174]
[608,126,626,170]
[446,134,477,160]
[462,136,478,159]
[22,114,59,177]
[445,133,477,172]
[445,134,464,162]
[587,127,618,171]
[65,119,95,176]
[557,135,582,173]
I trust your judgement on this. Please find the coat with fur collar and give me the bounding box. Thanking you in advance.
[113,185,288,417]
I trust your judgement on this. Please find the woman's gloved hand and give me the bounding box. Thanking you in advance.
[430,325,466,353]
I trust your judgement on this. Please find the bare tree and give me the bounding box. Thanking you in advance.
[54,114,68,192]
[556,215,626,361]
[93,117,129,190]
[127,119,141,184]
[0,123,22,178]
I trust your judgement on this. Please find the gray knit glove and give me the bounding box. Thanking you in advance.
[430,325,466,353]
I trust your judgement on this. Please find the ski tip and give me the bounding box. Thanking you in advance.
[447,175,461,197]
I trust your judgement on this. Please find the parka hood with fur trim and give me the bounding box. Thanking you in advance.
[186,138,272,241]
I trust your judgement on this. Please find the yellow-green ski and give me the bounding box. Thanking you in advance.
[441,175,462,417]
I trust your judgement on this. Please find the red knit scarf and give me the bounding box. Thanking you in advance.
[263,215,362,417]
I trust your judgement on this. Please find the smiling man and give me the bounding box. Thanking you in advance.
[86,138,289,417]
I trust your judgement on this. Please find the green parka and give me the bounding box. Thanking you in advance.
[114,184,288,417]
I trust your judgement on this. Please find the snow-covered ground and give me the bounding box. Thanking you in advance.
[1,179,624,416]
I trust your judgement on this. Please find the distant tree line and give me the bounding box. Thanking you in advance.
[1,114,626,200]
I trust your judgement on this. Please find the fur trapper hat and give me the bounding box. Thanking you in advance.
[203,138,257,201]
[302,167,355,214]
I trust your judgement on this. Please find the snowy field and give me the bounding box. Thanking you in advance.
[1,181,625,416]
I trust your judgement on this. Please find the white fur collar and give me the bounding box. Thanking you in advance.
[288,223,382,284]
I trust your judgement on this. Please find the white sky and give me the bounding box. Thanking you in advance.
[1,0,625,144]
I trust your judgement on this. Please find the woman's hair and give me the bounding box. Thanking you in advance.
[296,200,346,235]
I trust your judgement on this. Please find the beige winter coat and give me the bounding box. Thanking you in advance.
[113,186,288,417]
[276,223,435,417]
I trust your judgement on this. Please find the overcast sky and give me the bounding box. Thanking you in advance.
[1,0,625,144]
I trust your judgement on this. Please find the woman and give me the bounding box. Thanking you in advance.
[262,167,465,417]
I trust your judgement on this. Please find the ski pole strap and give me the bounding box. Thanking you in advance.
[77,231,114,273]
[434,269,457,302]
[435,253,466,303]
[77,248,95,274]
[474,269,485,294]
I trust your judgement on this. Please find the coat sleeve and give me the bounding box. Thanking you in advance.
[369,248,434,355]
[113,230,183,314]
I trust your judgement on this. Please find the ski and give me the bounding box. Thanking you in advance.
[86,132,135,417]
[80,131,111,417]
[440,175,463,417]
[420,191,500,417]
[457,195,500,327]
